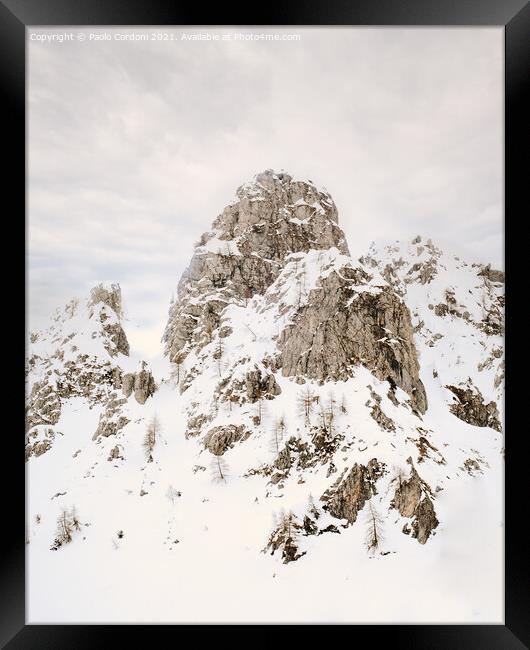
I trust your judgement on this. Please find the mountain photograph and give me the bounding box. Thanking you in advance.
[26,27,503,624]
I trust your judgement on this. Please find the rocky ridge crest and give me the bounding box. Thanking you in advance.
[26,283,155,459]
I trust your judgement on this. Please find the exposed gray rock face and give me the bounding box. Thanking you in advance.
[122,373,135,397]
[462,457,483,476]
[366,386,397,431]
[203,424,251,455]
[446,383,501,431]
[92,394,130,440]
[186,413,213,438]
[392,462,423,518]
[88,283,124,317]
[25,427,60,460]
[217,366,281,406]
[26,284,132,460]
[102,323,130,357]
[163,170,349,362]
[370,403,396,431]
[26,360,123,437]
[478,264,504,284]
[361,237,442,291]
[412,496,439,545]
[57,359,123,403]
[244,368,281,401]
[248,429,344,486]
[278,269,427,413]
[322,459,386,524]
[264,511,306,564]
[108,444,125,462]
[164,171,428,443]
[391,457,439,544]
[88,283,129,357]
[26,381,62,432]
[479,299,504,336]
[122,362,158,404]
[274,446,292,471]
[409,432,446,465]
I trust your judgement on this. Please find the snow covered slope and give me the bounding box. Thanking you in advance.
[360,237,504,429]
[26,171,504,623]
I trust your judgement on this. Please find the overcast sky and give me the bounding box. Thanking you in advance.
[28,27,503,357]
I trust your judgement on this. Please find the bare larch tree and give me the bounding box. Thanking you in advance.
[297,386,316,427]
[211,454,229,483]
[365,500,384,554]
[271,415,286,455]
[144,414,161,463]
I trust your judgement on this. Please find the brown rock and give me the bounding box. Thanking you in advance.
[279,271,427,414]
[323,459,385,524]
[203,424,251,455]
[446,383,501,431]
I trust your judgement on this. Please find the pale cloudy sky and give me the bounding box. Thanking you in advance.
[28,27,503,356]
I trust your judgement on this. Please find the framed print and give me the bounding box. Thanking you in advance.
[3,0,528,645]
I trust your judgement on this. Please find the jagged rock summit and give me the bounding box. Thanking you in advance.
[25,282,155,459]
[164,170,427,421]
[164,170,349,359]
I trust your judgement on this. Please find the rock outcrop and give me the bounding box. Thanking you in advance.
[92,394,130,440]
[25,381,62,432]
[25,283,144,459]
[446,383,501,431]
[122,361,156,404]
[164,170,349,363]
[203,424,251,455]
[322,459,386,524]
[25,426,61,460]
[216,366,281,406]
[87,283,130,357]
[278,269,427,413]
[264,511,306,564]
[108,444,125,462]
[478,264,504,284]
[391,457,439,544]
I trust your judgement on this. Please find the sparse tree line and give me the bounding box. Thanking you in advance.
[266,466,421,562]
[297,386,347,432]
[252,386,349,454]
[266,493,387,562]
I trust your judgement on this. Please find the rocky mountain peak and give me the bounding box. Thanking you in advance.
[164,171,429,458]
[205,169,348,258]
[88,282,124,319]
[168,172,348,346]
[25,282,156,460]
[204,170,347,248]
[164,171,347,360]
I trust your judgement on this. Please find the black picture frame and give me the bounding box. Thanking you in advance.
[5,0,528,645]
